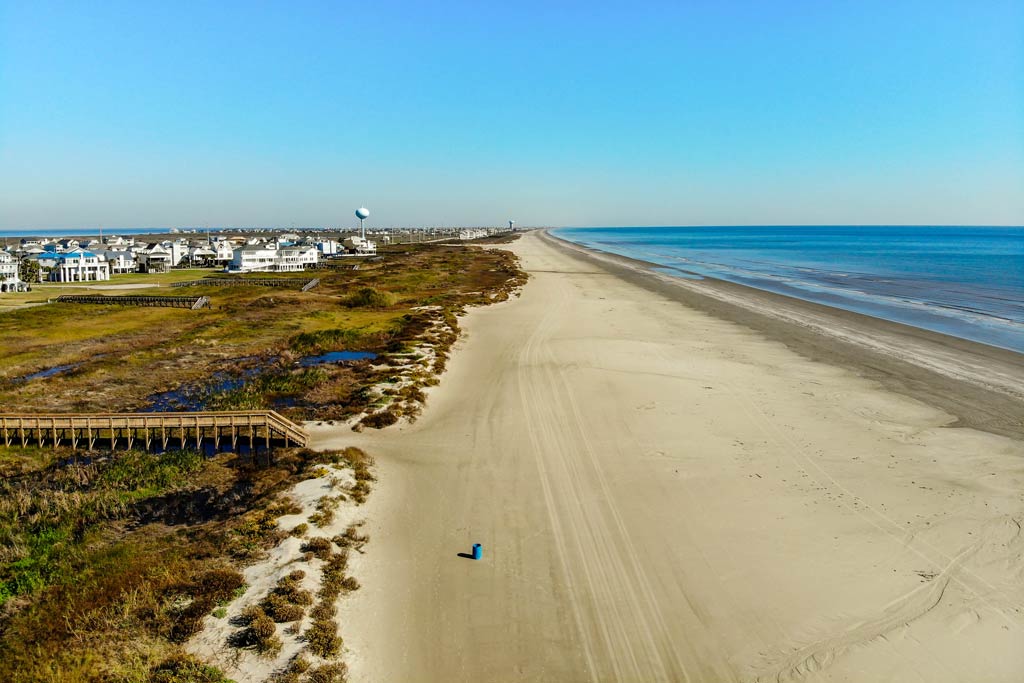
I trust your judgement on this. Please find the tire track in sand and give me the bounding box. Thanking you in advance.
[516,271,699,682]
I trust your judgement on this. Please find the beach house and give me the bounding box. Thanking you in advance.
[228,244,319,272]
[136,244,173,273]
[48,249,111,282]
[101,249,137,274]
[0,251,25,292]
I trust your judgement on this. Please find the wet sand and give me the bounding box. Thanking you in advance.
[310,229,1024,682]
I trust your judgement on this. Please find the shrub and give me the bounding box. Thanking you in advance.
[288,654,311,673]
[281,581,314,603]
[199,568,246,604]
[309,495,339,527]
[229,609,281,655]
[342,286,396,309]
[307,663,349,683]
[289,522,308,537]
[251,612,276,640]
[301,537,334,560]
[310,601,336,621]
[150,653,234,683]
[237,604,265,625]
[264,600,304,623]
[304,618,342,658]
[334,525,368,552]
[359,410,398,429]
[283,569,305,583]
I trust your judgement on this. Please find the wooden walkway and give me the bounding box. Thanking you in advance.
[55,294,211,310]
[170,277,320,291]
[0,411,308,451]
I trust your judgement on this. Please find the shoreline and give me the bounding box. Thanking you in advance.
[543,229,1024,440]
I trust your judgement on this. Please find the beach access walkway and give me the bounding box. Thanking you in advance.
[0,410,307,451]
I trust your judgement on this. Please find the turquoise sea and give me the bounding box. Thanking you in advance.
[553,226,1024,354]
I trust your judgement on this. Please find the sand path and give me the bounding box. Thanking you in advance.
[310,231,1024,682]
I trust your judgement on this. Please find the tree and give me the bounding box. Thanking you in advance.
[19,258,40,283]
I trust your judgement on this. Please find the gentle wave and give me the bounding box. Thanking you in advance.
[554,226,1024,354]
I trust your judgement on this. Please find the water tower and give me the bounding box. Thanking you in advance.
[356,207,370,241]
[508,219,515,231]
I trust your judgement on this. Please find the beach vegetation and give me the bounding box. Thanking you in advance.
[304,616,343,658]
[342,286,397,309]
[306,663,349,683]
[300,537,334,560]
[149,653,235,683]
[0,445,365,681]
[0,242,525,428]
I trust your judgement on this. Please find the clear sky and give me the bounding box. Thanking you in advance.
[1,0,1021,229]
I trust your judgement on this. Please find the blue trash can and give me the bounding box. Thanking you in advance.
[472,543,482,560]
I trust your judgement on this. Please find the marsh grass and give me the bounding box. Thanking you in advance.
[0,446,361,682]
[342,286,397,309]
[0,242,525,427]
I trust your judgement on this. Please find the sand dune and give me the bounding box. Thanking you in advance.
[309,230,1024,682]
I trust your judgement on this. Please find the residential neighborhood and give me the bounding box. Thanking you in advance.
[0,231,380,290]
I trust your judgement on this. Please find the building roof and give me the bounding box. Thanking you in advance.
[54,250,99,261]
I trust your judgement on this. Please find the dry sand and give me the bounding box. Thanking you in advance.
[309,230,1024,682]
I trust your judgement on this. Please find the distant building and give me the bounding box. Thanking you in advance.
[0,251,25,292]
[341,236,377,256]
[212,239,235,264]
[187,245,218,266]
[101,249,137,274]
[315,239,340,256]
[228,244,319,272]
[137,244,173,273]
[48,249,110,282]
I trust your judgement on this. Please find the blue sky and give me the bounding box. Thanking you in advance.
[1,0,1021,229]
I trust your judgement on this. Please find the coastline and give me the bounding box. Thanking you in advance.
[543,229,1024,440]
[311,230,1024,682]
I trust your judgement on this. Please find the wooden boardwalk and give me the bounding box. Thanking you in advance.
[0,411,308,451]
[170,277,320,291]
[55,294,211,310]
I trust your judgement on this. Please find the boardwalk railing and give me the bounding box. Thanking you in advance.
[170,277,319,291]
[0,411,308,451]
[55,294,211,310]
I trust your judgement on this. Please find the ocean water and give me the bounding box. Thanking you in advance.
[0,227,180,239]
[552,226,1024,354]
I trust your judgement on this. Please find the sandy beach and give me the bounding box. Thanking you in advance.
[309,230,1024,682]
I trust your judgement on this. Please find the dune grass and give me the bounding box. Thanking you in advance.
[0,446,364,682]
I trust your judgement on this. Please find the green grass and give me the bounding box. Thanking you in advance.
[0,449,206,609]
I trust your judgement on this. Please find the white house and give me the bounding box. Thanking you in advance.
[168,240,189,267]
[187,245,218,265]
[341,236,377,256]
[212,239,236,264]
[0,251,24,292]
[137,244,173,273]
[49,249,110,282]
[101,249,137,274]
[228,244,319,273]
[315,239,340,256]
